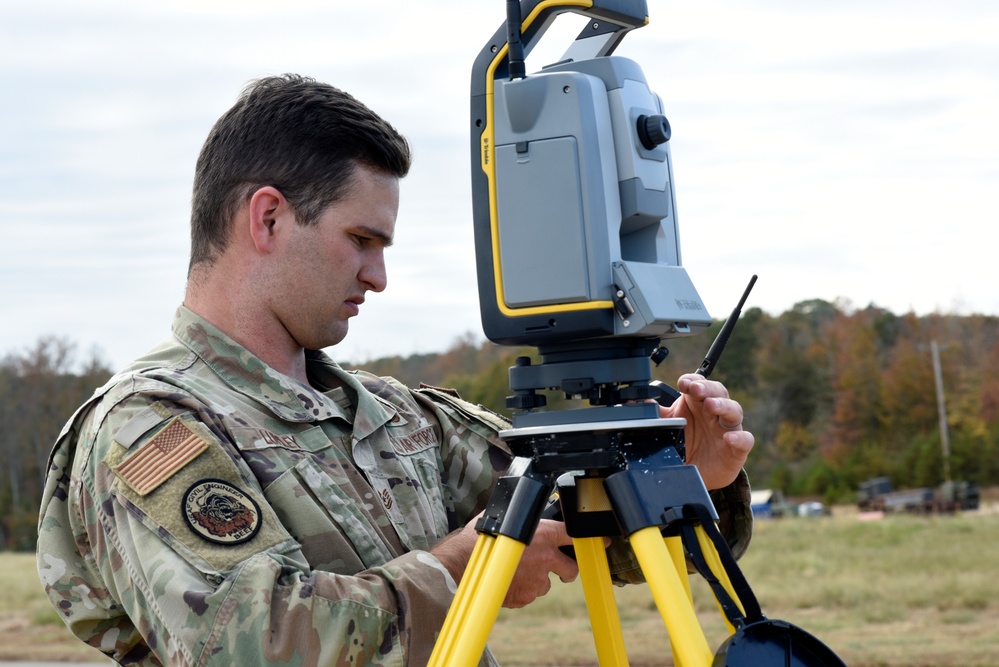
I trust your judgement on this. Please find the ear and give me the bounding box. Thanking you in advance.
[247,186,291,254]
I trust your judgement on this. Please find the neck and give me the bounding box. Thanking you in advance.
[185,265,310,386]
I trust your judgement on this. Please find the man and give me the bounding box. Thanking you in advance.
[37,74,754,666]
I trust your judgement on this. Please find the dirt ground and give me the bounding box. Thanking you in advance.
[0,614,105,663]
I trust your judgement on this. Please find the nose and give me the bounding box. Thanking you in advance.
[360,249,388,293]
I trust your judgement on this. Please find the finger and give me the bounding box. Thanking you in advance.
[700,379,731,399]
[504,576,551,609]
[708,396,744,429]
[720,431,754,480]
[551,553,580,584]
[723,429,755,454]
[537,518,574,547]
[675,374,695,395]
[676,374,729,399]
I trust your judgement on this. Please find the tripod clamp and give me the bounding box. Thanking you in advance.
[477,418,692,540]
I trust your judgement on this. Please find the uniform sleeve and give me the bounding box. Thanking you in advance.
[38,386,466,667]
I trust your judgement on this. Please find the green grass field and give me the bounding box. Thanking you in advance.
[6,511,999,665]
[488,511,999,666]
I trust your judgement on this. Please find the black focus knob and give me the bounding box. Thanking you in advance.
[637,114,671,150]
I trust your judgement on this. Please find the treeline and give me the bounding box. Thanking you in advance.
[356,300,999,504]
[4,301,998,549]
[1,337,113,550]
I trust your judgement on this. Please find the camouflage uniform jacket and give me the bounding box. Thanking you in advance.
[37,306,753,666]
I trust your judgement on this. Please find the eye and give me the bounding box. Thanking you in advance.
[347,227,392,249]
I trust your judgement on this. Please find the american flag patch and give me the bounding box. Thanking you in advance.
[113,418,210,496]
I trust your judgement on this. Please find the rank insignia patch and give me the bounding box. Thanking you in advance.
[182,479,262,545]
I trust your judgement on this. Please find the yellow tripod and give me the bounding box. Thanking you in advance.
[428,418,845,667]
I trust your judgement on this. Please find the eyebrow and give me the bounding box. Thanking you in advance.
[356,225,394,248]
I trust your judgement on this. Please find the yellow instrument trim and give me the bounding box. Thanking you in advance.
[482,0,616,318]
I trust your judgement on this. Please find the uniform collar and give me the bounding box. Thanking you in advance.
[171,306,395,434]
[302,351,399,441]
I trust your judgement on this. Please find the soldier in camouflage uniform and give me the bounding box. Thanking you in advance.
[37,74,755,666]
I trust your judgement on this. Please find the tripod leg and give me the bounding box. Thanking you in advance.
[431,532,492,664]
[665,535,692,603]
[575,536,629,666]
[630,526,714,667]
[428,533,526,667]
[664,535,693,667]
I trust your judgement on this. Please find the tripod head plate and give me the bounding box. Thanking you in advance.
[499,416,685,441]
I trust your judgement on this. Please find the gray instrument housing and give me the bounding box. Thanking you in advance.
[491,55,711,338]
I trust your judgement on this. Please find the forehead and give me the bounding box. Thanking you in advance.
[328,166,400,236]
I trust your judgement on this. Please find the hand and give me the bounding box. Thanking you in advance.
[501,519,579,608]
[660,373,754,490]
[431,516,579,609]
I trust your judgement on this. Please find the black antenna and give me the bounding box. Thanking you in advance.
[695,274,758,378]
[506,0,526,80]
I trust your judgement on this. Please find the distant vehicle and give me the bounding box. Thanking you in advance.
[857,476,980,513]
[797,501,826,517]
[750,489,792,519]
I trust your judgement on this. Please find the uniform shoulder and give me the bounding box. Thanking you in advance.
[412,384,512,433]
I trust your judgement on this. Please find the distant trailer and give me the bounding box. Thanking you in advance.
[857,477,980,514]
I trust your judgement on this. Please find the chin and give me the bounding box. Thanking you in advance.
[321,326,349,350]
[295,328,346,353]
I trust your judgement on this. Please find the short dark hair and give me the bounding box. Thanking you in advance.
[188,74,411,272]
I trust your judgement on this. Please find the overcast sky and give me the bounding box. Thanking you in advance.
[2,0,997,372]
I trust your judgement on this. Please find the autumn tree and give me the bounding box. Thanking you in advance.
[823,307,885,470]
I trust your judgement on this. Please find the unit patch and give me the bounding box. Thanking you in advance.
[182,479,262,545]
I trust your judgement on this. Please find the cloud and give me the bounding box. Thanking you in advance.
[2,0,998,371]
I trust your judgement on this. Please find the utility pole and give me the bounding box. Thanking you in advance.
[931,339,952,482]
